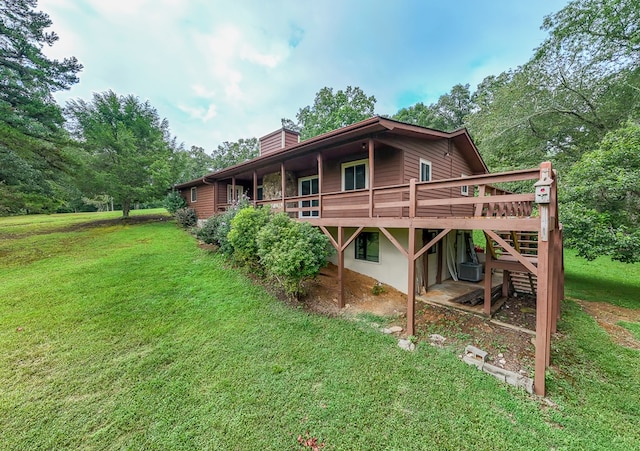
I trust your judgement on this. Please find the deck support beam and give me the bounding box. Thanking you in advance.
[368,139,375,218]
[534,162,553,396]
[318,225,364,309]
[407,226,416,336]
[252,171,257,206]
[280,162,286,211]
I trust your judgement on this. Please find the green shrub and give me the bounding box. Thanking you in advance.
[174,207,197,228]
[228,206,271,265]
[163,190,187,214]
[196,214,221,244]
[257,213,333,300]
[197,196,252,254]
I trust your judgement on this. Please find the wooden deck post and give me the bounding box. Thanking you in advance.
[534,162,553,396]
[280,162,286,213]
[369,139,375,218]
[484,243,493,316]
[337,226,344,309]
[253,171,257,206]
[317,153,323,218]
[231,176,236,203]
[409,178,416,218]
[502,270,511,298]
[407,226,416,336]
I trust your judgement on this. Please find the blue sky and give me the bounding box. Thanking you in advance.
[40,0,570,151]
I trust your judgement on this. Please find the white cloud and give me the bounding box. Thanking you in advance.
[178,103,217,122]
[39,0,571,150]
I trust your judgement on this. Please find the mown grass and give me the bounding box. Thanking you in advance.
[1,212,639,449]
[564,249,640,309]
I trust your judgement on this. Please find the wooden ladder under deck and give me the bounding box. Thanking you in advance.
[485,231,538,296]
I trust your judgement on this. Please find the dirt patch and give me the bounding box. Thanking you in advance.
[60,214,170,232]
[576,300,640,351]
[304,263,407,318]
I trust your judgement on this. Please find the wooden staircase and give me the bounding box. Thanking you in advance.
[485,231,539,296]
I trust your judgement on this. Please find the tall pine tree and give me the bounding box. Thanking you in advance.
[0,0,82,214]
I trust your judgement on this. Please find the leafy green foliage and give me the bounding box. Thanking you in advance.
[195,196,252,254]
[211,138,258,171]
[293,86,376,140]
[0,0,83,214]
[538,0,639,71]
[66,91,178,217]
[394,84,472,131]
[195,214,221,245]
[562,121,640,262]
[227,206,271,266]
[172,145,214,184]
[257,213,333,299]
[174,207,197,229]
[163,190,187,214]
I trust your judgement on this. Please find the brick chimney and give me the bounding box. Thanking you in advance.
[259,128,300,156]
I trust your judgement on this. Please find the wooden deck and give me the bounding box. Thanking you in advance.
[226,162,563,396]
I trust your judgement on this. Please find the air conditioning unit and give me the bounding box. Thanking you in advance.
[459,262,483,282]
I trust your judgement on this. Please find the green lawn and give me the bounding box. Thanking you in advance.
[564,249,640,309]
[1,212,639,449]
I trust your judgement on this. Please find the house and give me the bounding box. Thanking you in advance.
[174,116,563,396]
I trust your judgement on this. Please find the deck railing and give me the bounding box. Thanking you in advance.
[223,167,544,220]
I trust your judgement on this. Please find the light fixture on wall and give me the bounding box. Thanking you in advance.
[444,141,453,157]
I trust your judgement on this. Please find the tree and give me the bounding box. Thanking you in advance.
[294,86,376,140]
[393,102,439,129]
[562,121,640,263]
[0,0,82,214]
[66,91,176,218]
[211,138,258,171]
[393,84,473,131]
[172,145,214,183]
[538,0,639,71]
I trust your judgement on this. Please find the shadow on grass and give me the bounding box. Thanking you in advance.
[565,271,640,309]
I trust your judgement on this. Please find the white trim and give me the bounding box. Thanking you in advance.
[298,175,319,218]
[419,158,432,182]
[460,174,469,196]
[341,158,369,191]
[190,187,197,202]
[227,184,243,203]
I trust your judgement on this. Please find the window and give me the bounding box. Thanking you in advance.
[190,187,197,202]
[460,174,469,196]
[342,159,368,191]
[355,231,379,263]
[227,184,243,203]
[298,176,319,217]
[256,185,263,201]
[420,159,432,182]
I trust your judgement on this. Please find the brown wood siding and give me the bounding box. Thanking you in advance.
[284,130,299,148]
[259,134,282,156]
[394,136,475,217]
[373,145,402,188]
[184,184,216,219]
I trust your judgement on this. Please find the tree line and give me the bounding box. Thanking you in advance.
[1,0,638,262]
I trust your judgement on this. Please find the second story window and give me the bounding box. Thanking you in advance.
[420,159,432,182]
[460,174,469,196]
[342,159,368,191]
[190,187,197,202]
